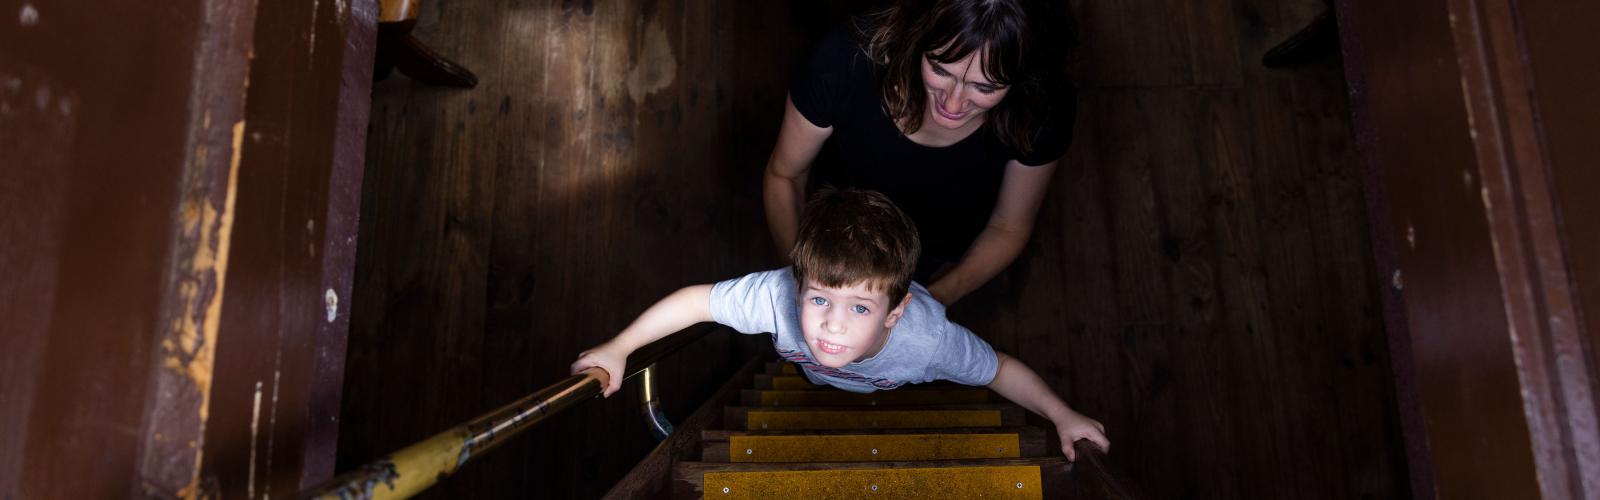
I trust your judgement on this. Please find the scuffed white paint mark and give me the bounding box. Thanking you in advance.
[324,288,338,323]
[0,76,14,116]
[34,85,49,111]
[308,0,319,49]
[19,4,37,26]
[306,219,315,231]
[1463,170,1474,189]
[1406,225,1416,249]
[57,96,72,117]
[263,369,281,500]
[248,381,263,498]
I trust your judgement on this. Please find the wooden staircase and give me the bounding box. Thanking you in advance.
[609,359,1119,499]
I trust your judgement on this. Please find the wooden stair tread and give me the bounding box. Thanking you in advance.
[703,425,1046,440]
[753,374,964,390]
[740,388,991,407]
[702,430,1048,462]
[725,404,1026,430]
[674,457,1071,499]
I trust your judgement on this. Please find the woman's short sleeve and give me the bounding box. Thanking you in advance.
[789,24,862,129]
[1016,89,1077,166]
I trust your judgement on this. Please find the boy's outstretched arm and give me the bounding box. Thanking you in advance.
[569,284,714,397]
[986,352,1110,461]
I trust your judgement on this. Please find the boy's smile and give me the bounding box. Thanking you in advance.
[798,281,911,368]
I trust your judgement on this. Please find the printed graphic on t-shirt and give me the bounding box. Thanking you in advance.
[777,348,904,390]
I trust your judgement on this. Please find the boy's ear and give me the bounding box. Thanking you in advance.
[882,292,914,329]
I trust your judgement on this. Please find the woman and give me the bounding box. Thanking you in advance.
[764,0,1074,306]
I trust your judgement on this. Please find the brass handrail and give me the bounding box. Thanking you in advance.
[300,325,717,499]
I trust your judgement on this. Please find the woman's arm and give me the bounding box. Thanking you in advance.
[763,96,833,261]
[570,284,714,396]
[927,159,1058,305]
[986,351,1108,461]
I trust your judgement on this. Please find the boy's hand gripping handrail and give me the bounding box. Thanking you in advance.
[299,325,714,499]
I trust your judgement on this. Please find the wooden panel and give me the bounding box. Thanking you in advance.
[1517,7,1600,493]
[949,0,1406,498]
[1336,0,1600,496]
[198,0,375,496]
[337,1,836,498]
[1072,0,1243,88]
[0,0,255,498]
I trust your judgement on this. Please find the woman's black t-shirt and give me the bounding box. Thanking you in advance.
[789,21,1074,273]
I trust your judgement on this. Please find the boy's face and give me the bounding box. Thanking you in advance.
[797,280,911,368]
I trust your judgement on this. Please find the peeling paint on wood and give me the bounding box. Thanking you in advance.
[167,119,245,499]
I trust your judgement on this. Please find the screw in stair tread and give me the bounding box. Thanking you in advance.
[725,404,1025,431]
[741,388,990,407]
[700,426,1050,462]
[673,457,1071,499]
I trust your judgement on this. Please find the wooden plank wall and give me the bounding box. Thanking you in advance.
[337,2,825,498]
[1339,0,1600,496]
[199,0,375,497]
[340,0,1407,498]
[948,1,1408,498]
[1,0,255,497]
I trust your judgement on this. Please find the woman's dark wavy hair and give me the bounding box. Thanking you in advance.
[864,0,1074,157]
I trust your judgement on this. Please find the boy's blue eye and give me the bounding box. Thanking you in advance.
[852,305,870,314]
[810,296,828,306]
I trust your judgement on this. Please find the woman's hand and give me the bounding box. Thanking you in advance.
[570,342,629,397]
[928,159,1058,306]
[1052,408,1109,462]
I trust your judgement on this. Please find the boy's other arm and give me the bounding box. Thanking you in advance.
[986,351,1109,461]
[569,284,714,397]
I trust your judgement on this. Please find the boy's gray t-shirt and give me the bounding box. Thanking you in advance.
[708,268,999,393]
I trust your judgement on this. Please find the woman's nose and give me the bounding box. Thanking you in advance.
[942,85,964,111]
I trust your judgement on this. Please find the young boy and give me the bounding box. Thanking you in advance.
[570,189,1109,460]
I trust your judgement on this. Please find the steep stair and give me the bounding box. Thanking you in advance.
[655,362,1082,499]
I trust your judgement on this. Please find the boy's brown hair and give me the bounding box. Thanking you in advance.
[791,188,921,302]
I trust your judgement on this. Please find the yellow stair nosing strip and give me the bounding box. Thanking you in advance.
[726,433,1023,462]
[702,465,1045,499]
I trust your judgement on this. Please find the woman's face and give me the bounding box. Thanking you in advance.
[919,48,1010,130]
